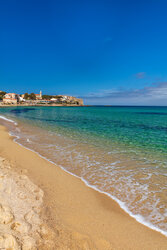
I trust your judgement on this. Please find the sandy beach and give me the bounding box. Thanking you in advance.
[0,149,55,249]
[0,124,167,249]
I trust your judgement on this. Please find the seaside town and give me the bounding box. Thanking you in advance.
[0,90,84,106]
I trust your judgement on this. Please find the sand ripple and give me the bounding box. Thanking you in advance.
[0,157,54,249]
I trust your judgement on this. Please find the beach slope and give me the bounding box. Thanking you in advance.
[0,125,167,249]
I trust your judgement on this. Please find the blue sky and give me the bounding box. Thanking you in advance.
[1,0,167,105]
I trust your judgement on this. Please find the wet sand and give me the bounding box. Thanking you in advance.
[0,125,167,249]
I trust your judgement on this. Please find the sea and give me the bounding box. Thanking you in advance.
[0,106,167,235]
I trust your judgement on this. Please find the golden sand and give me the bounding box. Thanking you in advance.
[0,125,167,249]
[0,156,55,249]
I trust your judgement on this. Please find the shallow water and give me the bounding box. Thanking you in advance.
[0,106,167,235]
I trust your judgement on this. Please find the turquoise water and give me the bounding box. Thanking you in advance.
[0,106,167,234]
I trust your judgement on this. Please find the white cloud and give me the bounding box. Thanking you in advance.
[80,82,167,105]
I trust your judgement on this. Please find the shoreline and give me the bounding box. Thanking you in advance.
[0,104,85,107]
[0,125,167,249]
[11,130,167,238]
[2,113,166,238]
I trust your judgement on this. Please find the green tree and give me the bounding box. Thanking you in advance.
[0,91,6,96]
[29,93,36,100]
[0,91,6,100]
[42,95,53,100]
[24,93,29,99]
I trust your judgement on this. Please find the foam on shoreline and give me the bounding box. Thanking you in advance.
[0,121,167,249]
[10,133,167,238]
[0,115,18,125]
[0,114,167,238]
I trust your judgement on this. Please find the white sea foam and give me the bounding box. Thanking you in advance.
[6,131,167,238]
[0,115,17,125]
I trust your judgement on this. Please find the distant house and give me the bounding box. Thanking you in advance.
[60,95,83,105]
[57,95,69,102]
[3,93,20,104]
[19,96,25,102]
[50,98,58,102]
[35,91,42,100]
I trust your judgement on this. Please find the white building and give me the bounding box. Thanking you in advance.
[3,93,20,104]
